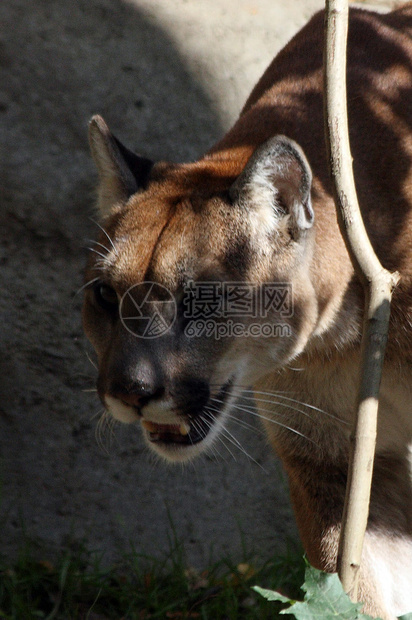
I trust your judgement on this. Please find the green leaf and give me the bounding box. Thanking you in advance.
[252,585,292,603]
[254,566,376,619]
[398,614,412,620]
[285,567,374,619]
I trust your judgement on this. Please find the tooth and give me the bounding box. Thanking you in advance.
[142,419,157,433]
[179,423,190,436]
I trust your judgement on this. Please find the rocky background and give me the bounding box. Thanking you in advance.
[0,0,392,568]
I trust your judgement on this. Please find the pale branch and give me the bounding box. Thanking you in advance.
[323,0,400,601]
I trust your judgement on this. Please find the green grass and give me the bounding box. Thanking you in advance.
[0,539,305,619]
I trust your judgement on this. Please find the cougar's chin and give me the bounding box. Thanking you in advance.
[142,379,235,463]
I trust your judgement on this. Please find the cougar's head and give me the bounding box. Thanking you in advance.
[82,116,317,462]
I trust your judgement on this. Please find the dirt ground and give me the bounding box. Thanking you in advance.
[0,0,393,569]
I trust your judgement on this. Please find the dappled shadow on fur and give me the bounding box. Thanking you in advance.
[210,6,412,357]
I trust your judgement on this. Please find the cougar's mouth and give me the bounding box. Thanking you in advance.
[141,419,191,443]
[141,379,234,447]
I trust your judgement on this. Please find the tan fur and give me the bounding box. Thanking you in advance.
[83,5,412,617]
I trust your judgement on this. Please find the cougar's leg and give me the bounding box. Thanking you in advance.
[284,454,412,619]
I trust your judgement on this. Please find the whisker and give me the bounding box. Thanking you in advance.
[194,414,232,460]
[221,429,266,470]
[85,352,98,370]
[211,395,314,422]
[211,392,309,438]
[224,412,263,435]
[207,425,239,462]
[191,417,208,445]
[98,410,119,452]
[95,410,112,454]
[106,415,117,447]
[216,435,238,461]
[230,389,348,425]
[210,383,347,425]
[205,443,223,463]
[86,246,108,261]
[85,239,111,256]
[75,277,100,297]
[219,426,264,468]
[90,407,105,422]
[190,414,225,463]
[204,407,267,471]
[71,372,96,380]
[89,217,119,255]
[210,383,292,395]
[209,398,317,445]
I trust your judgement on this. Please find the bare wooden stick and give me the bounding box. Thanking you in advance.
[323,0,400,601]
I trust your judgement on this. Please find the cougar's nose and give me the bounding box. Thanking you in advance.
[112,380,165,409]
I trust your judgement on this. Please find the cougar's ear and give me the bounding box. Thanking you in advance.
[230,136,314,236]
[88,115,154,217]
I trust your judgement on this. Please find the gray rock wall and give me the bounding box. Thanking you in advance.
[1,0,335,568]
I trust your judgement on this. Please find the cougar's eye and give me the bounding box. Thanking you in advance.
[93,281,118,311]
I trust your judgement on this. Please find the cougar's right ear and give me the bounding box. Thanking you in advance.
[229,135,314,238]
[88,115,154,218]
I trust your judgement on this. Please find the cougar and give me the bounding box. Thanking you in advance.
[83,4,412,617]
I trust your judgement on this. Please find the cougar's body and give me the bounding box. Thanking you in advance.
[83,5,412,617]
